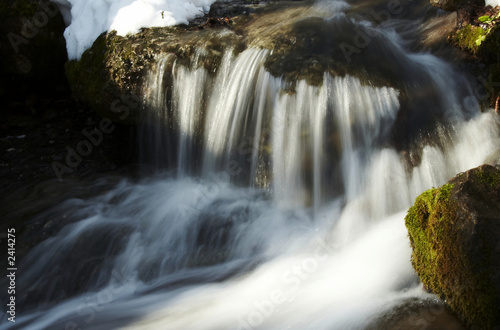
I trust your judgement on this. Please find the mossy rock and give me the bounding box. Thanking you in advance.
[452,24,488,55]
[64,21,244,122]
[405,165,500,329]
[451,22,500,59]
[449,9,500,107]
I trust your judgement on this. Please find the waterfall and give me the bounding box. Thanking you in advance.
[3,0,500,329]
[143,48,402,209]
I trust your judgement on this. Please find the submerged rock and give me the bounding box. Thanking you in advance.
[367,297,466,329]
[405,165,500,329]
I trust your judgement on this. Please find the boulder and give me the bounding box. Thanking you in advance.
[405,165,500,329]
[63,0,427,121]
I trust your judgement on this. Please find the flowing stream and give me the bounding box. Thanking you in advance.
[3,0,500,329]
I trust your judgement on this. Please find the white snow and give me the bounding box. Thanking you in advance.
[486,0,500,7]
[52,0,215,60]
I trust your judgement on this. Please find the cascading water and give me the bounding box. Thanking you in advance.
[3,0,500,329]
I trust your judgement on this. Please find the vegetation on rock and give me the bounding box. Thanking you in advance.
[405,165,500,329]
[452,24,490,53]
[447,4,500,109]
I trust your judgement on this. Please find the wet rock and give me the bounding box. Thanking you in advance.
[446,2,500,108]
[64,26,240,122]
[367,297,466,330]
[430,0,484,12]
[65,0,424,121]
[405,165,500,329]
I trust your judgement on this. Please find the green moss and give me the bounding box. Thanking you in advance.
[405,184,454,291]
[452,25,488,55]
[471,164,500,188]
[450,15,500,106]
[405,182,498,329]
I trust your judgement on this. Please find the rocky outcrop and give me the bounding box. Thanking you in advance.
[64,25,241,122]
[430,0,500,109]
[405,165,500,329]
[64,0,438,120]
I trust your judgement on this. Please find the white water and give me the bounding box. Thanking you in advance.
[4,2,500,329]
[7,110,499,329]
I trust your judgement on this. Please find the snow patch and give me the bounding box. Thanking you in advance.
[53,0,215,60]
[486,0,500,7]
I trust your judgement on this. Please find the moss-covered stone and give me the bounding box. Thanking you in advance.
[452,24,488,54]
[448,7,500,108]
[405,165,500,329]
[65,22,244,121]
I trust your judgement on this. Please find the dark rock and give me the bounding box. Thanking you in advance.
[367,297,466,330]
[430,0,484,12]
[208,0,255,19]
[0,0,68,106]
[405,165,500,329]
